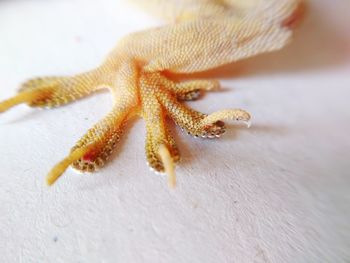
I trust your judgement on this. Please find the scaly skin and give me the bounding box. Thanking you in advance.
[0,0,304,187]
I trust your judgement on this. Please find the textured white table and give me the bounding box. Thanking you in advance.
[0,0,349,262]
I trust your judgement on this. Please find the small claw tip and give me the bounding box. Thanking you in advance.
[168,176,176,189]
[0,90,41,113]
[158,144,176,189]
[45,144,95,186]
[46,159,70,186]
[0,99,18,113]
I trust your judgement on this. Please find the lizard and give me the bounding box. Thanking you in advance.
[0,0,304,188]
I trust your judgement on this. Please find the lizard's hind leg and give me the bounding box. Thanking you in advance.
[0,68,107,113]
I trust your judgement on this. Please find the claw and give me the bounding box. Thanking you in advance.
[46,143,97,186]
[0,89,51,113]
[158,144,176,188]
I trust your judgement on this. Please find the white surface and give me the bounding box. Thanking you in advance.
[0,0,349,262]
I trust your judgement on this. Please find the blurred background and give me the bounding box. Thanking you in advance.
[0,0,349,262]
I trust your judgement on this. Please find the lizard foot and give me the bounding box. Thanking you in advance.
[0,63,250,187]
[0,0,305,188]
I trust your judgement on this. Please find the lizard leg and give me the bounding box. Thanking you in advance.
[0,68,107,113]
[140,74,180,187]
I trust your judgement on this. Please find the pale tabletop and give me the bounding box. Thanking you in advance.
[0,0,349,262]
